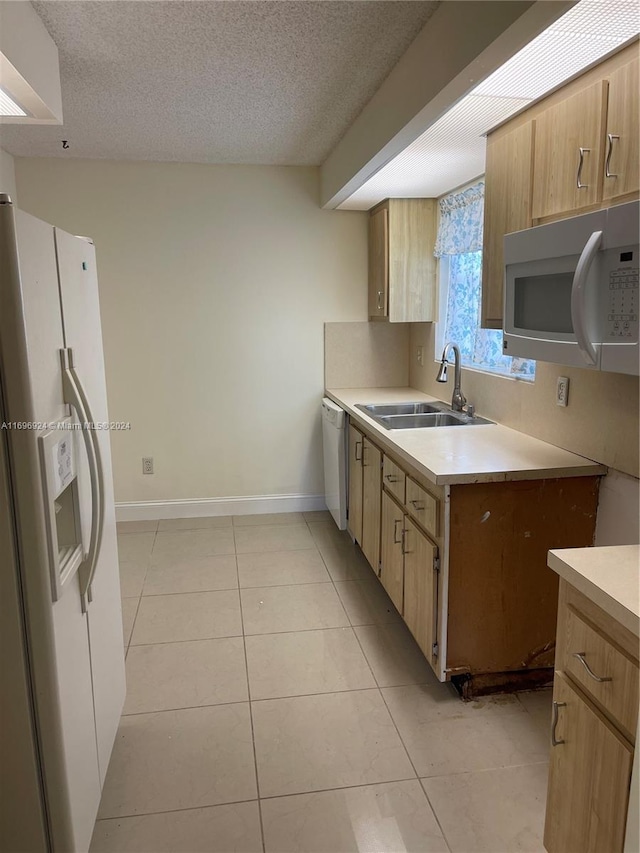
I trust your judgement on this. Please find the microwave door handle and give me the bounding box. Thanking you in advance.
[570,230,602,366]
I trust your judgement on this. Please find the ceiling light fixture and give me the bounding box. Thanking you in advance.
[0,87,27,117]
[341,0,639,209]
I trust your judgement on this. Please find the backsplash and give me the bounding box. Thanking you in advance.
[409,322,639,479]
[324,322,409,388]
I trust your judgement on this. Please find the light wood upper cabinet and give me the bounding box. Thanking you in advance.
[347,425,364,544]
[481,121,534,329]
[361,437,382,571]
[545,673,633,853]
[603,57,639,202]
[532,80,608,221]
[380,490,404,613]
[402,517,438,664]
[368,208,388,318]
[368,199,437,323]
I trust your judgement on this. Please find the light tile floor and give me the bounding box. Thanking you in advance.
[91,512,552,853]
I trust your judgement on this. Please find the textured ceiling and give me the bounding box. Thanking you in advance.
[0,0,439,165]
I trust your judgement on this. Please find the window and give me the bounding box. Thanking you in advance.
[434,182,535,380]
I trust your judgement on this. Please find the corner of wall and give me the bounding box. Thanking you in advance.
[0,148,17,201]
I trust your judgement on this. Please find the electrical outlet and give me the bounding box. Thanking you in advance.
[417,346,425,366]
[556,376,569,407]
[142,456,154,474]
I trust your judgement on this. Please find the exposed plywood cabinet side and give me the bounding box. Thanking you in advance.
[603,57,640,203]
[446,477,599,675]
[481,121,534,328]
[531,80,608,221]
[368,207,388,319]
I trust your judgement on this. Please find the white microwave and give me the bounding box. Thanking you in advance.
[503,200,638,375]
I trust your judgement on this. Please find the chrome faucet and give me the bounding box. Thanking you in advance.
[436,342,467,412]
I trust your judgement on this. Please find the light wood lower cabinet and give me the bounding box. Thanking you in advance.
[545,580,639,853]
[347,425,364,544]
[545,673,633,853]
[380,490,405,613]
[402,516,438,665]
[361,438,382,570]
[346,419,601,691]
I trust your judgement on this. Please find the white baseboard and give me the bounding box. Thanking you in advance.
[115,493,328,522]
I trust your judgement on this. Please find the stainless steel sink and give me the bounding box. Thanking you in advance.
[358,402,443,416]
[355,401,494,430]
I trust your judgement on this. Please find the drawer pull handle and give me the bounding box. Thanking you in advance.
[393,518,403,544]
[410,499,424,511]
[551,701,566,747]
[572,652,612,683]
[385,474,399,483]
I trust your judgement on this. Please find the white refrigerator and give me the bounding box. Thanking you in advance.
[0,195,125,852]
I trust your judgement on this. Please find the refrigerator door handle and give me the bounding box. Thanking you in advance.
[60,348,103,611]
[67,349,106,607]
[570,230,602,367]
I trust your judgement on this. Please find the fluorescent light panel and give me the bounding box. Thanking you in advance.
[0,87,27,117]
[340,0,639,210]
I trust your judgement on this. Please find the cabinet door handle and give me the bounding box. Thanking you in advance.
[576,147,590,189]
[401,527,408,555]
[385,474,399,483]
[551,701,566,747]
[605,133,619,178]
[572,652,612,683]
[377,290,383,310]
[393,518,403,544]
[354,441,363,462]
[410,499,424,511]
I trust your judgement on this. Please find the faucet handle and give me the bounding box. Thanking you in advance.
[466,404,475,418]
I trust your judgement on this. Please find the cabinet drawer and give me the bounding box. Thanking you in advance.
[561,605,639,740]
[382,456,406,504]
[405,477,439,539]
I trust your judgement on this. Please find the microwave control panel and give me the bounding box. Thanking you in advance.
[607,261,638,341]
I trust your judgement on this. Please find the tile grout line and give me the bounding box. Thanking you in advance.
[234,522,267,853]
[318,523,453,853]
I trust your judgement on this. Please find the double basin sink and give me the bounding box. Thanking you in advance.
[355,401,494,430]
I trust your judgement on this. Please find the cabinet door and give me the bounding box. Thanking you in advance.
[361,438,382,571]
[402,517,437,665]
[347,425,364,544]
[380,490,404,613]
[481,122,534,328]
[603,58,639,202]
[544,673,633,853]
[368,207,388,319]
[387,199,437,323]
[532,80,607,220]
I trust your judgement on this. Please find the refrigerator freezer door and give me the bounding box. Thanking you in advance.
[55,227,126,784]
[8,208,102,851]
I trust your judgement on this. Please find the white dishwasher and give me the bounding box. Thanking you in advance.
[321,397,348,530]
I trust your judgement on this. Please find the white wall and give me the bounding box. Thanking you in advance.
[15,159,368,510]
[0,148,17,199]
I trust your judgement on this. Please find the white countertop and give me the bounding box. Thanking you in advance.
[326,387,606,486]
[548,545,640,637]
